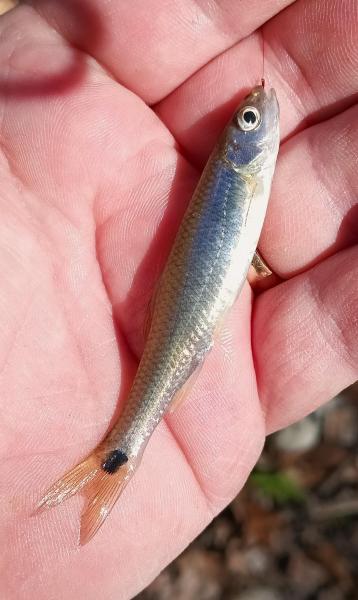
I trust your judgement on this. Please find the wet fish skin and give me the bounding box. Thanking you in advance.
[37,85,280,543]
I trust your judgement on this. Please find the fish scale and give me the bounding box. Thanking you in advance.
[37,84,280,544]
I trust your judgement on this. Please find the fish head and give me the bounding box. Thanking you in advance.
[222,85,280,174]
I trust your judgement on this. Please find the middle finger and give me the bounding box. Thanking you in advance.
[260,104,358,277]
[157,0,358,165]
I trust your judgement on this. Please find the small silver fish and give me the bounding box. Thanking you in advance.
[37,84,280,543]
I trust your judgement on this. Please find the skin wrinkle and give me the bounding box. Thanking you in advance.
[0,59,26,187]
[253,281,309,411]
[0,104,28,188]
[263,28,349,147]
[313,116,358,234]
[165,417,214,516]
[272,25,321,112]
[51,282,101,418]
[307,266,357,375]
[307,128,341,221]
[0,287,39,380]
[94,171,172,364]
[262,38,309,131]
[94,139,178,229]
[94,153,193,362]
[248,289,271,427]
[0,116,92,243]
[284,120,344,266]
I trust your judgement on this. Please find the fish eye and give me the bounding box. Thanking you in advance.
[236,106,261,131]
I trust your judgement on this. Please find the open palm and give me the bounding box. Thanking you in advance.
[0,1,357,598]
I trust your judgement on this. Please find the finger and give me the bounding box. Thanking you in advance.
[26,0,295,103]
[253,245,358,434]
[260,104,358,277]
[157,0,358,166]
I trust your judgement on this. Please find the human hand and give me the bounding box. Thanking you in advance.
[0,1,357,598]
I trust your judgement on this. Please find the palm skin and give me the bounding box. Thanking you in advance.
[0,0,357,598]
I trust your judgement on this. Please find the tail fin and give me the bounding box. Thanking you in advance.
[36,451,131,544]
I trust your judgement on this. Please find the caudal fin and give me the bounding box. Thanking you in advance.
[36,450,132,544]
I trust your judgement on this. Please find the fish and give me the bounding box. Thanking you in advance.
[37,83,280,544]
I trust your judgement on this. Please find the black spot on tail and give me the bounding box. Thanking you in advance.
[102,449,128,474]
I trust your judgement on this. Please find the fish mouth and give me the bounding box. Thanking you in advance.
[247,85,278,109]
[266,87,279,112]
[248,85,280,127]
[266,89,280,130]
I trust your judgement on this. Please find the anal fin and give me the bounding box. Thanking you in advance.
[251,250,272,278]
[143,279,161,341]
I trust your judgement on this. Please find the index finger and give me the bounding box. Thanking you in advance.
[27,0,295,103]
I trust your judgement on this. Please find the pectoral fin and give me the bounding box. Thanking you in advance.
[251,250,272,278]
[248,250,282,291]
[143,280,160,341]
[247,250,273,288]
